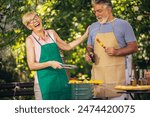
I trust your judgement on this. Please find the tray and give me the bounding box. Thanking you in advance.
[69,79,103,85]
[115,85,150,91]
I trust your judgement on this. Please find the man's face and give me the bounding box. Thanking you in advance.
[93,3,111,24]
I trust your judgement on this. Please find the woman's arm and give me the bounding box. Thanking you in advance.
[25,37,62,70]
[53,27,89,51]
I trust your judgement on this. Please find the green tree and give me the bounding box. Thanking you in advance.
[0,0,149,82]
[113,0,150,69]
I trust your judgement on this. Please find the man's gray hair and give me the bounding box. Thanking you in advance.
[92,0,112,8]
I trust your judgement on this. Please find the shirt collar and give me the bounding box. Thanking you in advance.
[98,18,117,25]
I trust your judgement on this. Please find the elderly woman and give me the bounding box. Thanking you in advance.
[22,11,88,100]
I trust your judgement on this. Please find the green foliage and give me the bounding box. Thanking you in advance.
[0,52,19,83]
[0,0,150,83]
[113,0,150,68]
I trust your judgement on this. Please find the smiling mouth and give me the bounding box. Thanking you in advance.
[34,22,40,27]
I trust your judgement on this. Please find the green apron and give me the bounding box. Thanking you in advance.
[33,34,71,100]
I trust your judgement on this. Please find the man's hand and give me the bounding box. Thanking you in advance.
[85,52,95,63]
[105,47,118,56]
[85,53,92,62]
[105,42,138,56]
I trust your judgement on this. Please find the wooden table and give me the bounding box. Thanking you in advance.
[115,85,150,100]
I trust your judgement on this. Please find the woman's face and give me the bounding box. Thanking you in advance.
[27,14,43,31]
[93,3,111,24]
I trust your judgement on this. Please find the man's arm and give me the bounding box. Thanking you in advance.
[105,41,138,56]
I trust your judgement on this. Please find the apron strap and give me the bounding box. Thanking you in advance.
[32,31,56,46]
[32,35,42,46]
[48,33,55,43]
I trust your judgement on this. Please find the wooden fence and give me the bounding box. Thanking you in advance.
[0,82,34,99]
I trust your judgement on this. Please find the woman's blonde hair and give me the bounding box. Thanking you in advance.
[22,11,37,27]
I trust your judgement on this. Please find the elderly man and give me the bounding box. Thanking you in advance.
[86,0,138,99]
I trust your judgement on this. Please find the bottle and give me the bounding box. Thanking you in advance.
[86,47,95,63]
[143,69,148,85]
[138,69,144,85]
[130,69,137,86]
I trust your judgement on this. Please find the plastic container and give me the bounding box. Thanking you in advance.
[71,84,93,100]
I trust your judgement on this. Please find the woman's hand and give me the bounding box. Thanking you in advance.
[48,61,62,69]
[85,26,89,37]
